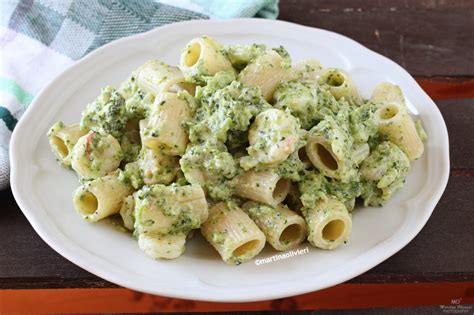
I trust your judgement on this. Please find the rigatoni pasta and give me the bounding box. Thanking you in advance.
[238,49,289,101]
[120,195,135,231]
[73,170,133,222]
[303,197,352,250]
[319,68,361,105]
[136,60,195,96]
[370,82,424,160]
[140,92,191,156]
[138,233,186,260]
[374,101,424,160]
[133,184,208,259]
[305,116,357,182]
[138,146,179,185]
[48,36,427,264]
[180,36,234,83]
[292,59,323,82]
[233,170,290,206]
[47,122,88,167]
[134,184,208,236]
[201,203,266,265]
[242,202,306,251]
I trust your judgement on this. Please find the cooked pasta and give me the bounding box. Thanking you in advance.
[292,59,323,81]
[134,184,208,236]
[120,194,135,231]
[47,122,88,167]
[138,146,179,185]
[238,49,289,101]
[371,82,424,160]
[180,36,234,83]
[140,92,192,156]
[48,37,427,264]
[305,116,357,182]
[136,60,195,96]
[201,203,266,265]
[242,202,307,251]
[302,197,352,250]
[138,233,186,260]
[233,170,290,206]
[375,103,424,160]
[319,68,361,105]
[73,170,133,222]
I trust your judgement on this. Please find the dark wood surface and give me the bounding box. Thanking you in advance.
[1,0,473,312]
[279,0,474,76]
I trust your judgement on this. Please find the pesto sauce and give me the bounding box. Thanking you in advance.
[51,41,428,264]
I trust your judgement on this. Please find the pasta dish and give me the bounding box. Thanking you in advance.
[47,36,426,265]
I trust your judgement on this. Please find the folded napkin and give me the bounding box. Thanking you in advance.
[0,0,279,190]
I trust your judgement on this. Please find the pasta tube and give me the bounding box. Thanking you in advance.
[138,233,186,260]
[305,117,357,182]
[73,171,133,222]
[238,49,288,101]
[134,184,208,236]
[319,68,361,105]
[71,131,123,180]
[120,194,135,231]
[220,43,266,70]
[292,58,323,81]
[138,146,179,185]
[303,197,352,250]
[201,203,265,265]
[140,92,191,155]
[242,202,307,251]
[374,102,424,160]
[47,122,88,167]
[136,60,195,96]
[370,82,424,160]
[351,142,370,165]
[233,171,290,206]
[370,82,405,106]
[180,36,234,83]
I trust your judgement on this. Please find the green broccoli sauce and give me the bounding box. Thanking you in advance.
[180,141,237,201]
[57,41,428,263]
[81,86,128,139]
[360,141,410,206]
[221,44,267,70]
[134,184,202,235]
[189,72,270,144]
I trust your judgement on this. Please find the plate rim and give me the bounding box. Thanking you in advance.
[10,18,450,302]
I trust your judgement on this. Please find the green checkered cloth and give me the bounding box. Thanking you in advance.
[0,0,279,189]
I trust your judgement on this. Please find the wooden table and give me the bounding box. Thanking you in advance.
[1,1,473,313]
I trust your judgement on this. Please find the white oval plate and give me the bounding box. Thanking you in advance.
[10,19,449,302]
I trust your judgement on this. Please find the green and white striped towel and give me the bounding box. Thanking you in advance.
[0,0,279,190]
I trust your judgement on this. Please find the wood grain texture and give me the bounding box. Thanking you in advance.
[437,99,474,170]
[2,283,474,314]
[278,0,474,76]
